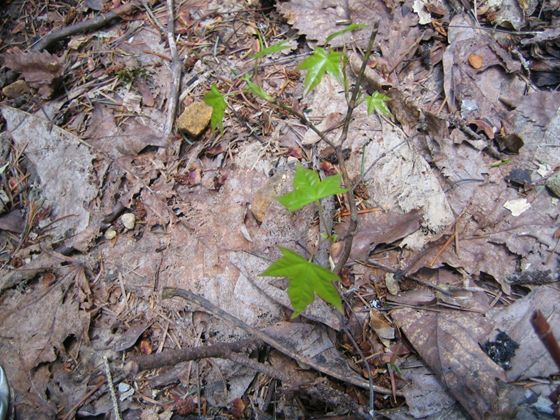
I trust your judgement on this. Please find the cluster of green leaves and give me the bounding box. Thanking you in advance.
[197,24,393,317]
[261,166,347,318]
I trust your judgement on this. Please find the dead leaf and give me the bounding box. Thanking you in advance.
[0,209,24,234]
[1,106,97,243]
[0,274,89,418]
[2,47,63,98]
[443,16,525,132]
[509,91,560,168]
[401,362,462,418]
[485,286,560,381]
[392,308,508,418]
[84,104,167,158]
[336,210,422,260]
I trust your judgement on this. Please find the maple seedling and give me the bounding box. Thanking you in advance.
[260,247,343,318]
[276,165,347,212]
[365,91,392,117]
[260,165,347,317]
[203,85,227,131]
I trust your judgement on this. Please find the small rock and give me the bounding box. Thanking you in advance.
[120,213,136,230]
[2,80,30,99]
[546,172,560,198]
[104,228,117,240]
[176,101,213,137]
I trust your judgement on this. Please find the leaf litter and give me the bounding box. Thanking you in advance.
[0,0,559,417]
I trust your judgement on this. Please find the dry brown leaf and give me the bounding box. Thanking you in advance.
[485,286,560,381]
[0,272,89,418]
[392,308,508,418]
[1,106,97,244]
[84,104,167,158]
[335,210,422,261]
[443,16,525,132]
[2,47,63,98]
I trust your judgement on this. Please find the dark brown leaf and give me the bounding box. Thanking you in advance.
[392,308,507,419]
[3,47,63,98]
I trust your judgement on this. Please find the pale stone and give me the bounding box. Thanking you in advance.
[176,101,213,137]
[104,228,117,240]
[120,213,136,230]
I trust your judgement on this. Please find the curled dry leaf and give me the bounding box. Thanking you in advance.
[3,47,63,98]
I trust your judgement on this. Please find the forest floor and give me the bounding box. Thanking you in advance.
[0,0,559,418]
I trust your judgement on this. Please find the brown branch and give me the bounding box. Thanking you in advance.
[333,26,378,275]
[163,0,182,145]
[32,1,140,51]
[129,339,260,371]
[271,101,337,149]
[530,310,560,371]
[162,287,399,395]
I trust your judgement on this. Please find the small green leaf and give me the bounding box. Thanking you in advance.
[365,92,391,117]
[490,158,512,168]
[277,165,347,212]
[203,85,227,130]
[243,75,273,101]
[325,23,368,44]
[253,40,291,60]
[261,247,342,317]
[299,48,342,95]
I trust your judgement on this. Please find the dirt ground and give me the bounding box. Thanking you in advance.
[0,0,559,418]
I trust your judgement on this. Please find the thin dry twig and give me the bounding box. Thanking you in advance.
[333,26,378,276]
[103,356,122,420]
[32,1,140,51]
[163,0,182,145]
[530,310,560,371]
[162,286,399,396]
[130,338,260,371]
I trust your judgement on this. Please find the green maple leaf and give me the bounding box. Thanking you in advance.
[203,85,227,130]
[299,48,342,94]
[277,165,347,212]
[261,247,342,318]
[365,91,391,117]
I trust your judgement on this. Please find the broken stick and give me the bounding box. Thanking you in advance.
[32,1,140,51]
[162,286,399,396]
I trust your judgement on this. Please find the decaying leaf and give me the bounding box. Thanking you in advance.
[443,15,526,133]
[1,106,97,244]
[392,308,508,418]
[3,47,63,98]
[484,286,560,381]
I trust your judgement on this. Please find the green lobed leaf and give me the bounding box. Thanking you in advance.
[253,40,291,60]
[325,23,368,44]
[260,247,342,318]
[203,85,228,130]
[243,75,273,101]
[365,91,391,117]
[277,165,347,212]
[299,48,342,95]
